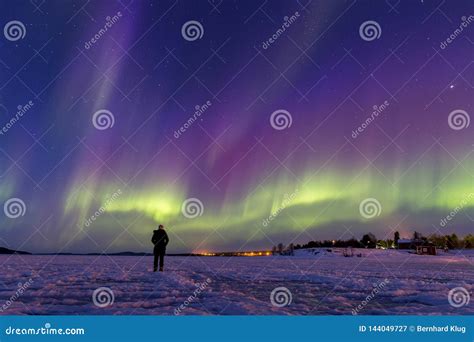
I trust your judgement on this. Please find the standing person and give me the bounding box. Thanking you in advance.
[151,225,169,272]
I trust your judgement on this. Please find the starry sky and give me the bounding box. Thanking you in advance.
[0,0,473,253]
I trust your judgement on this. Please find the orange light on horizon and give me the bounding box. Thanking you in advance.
[195,250,272,256]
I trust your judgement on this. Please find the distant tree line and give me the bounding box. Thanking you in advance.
[289,231,474,250]
[271,243,295,256]
[428,233,474,249]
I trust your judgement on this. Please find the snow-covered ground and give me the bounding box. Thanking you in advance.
[0,249,473,315]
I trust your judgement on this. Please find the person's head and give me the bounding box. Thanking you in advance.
[158,224,164,230]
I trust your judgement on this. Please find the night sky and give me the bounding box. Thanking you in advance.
[0,0,473,253]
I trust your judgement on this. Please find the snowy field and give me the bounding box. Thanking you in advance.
[0,249,473,315]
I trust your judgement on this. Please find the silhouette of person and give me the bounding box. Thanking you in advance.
[151,224,169,272]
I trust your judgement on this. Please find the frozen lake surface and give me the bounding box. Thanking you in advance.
[0,249,473,315]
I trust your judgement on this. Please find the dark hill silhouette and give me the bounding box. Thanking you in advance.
[0,247,197,256]
[0,247,31,255]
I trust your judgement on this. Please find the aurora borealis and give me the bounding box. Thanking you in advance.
[0,0,473,253]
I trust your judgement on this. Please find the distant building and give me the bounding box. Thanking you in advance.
[397,239,437,255]
[416,245,437,255]
[397,238,425,249]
